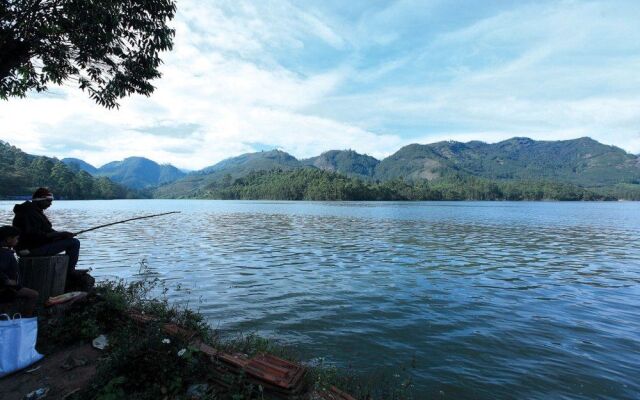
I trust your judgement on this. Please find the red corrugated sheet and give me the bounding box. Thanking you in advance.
[126,310,356,399]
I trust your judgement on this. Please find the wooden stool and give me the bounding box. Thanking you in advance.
[18,255,69,304]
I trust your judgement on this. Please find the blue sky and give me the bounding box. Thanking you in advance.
[1,0,640,169]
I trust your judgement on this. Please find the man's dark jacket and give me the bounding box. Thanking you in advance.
[13,201,54,251]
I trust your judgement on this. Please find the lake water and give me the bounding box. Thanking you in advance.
[1,200,639,399]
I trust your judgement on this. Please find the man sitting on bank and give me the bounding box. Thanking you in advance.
[12,188,81,278]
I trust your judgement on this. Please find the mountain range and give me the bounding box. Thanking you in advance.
[373,137,640,186]
[5,136,636,198]
[153,137,640,197]
[63,157,186,189]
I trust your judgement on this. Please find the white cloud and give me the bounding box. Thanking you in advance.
[0,0,363,169]
[311,0,640,153]
[1,0,640,170]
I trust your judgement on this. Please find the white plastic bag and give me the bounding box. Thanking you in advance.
[0,314,44,377]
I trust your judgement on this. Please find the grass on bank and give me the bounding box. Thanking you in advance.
[37,273,414,400]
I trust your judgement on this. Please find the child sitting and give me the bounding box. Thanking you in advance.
[0,226,39,317]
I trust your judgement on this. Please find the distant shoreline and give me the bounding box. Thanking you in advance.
[0,197,633,202]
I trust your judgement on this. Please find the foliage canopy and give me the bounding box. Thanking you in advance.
[0,140,138,199]
[0,0,176,108]
[179,168,623,201]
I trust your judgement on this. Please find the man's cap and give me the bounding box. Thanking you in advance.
[0,225,20,240]
[32,187,54,201]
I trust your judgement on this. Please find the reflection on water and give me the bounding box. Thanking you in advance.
[1,200,639,399]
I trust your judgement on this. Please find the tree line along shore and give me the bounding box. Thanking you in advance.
[182,169,636,201]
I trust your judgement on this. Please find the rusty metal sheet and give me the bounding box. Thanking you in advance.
[243,354,307,390]
[125,310,321,398]
[217,352,250,370]
[193,342,219,357]
[127,311,197,340]
[311,386,357,400]
[162,323,198,340]
[127,310,156,324]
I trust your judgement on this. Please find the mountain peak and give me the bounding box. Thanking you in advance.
[70,157,187,189]
[302,149,379,178]
[499,137,535,145]
[62,158,98,174]
[123,156,152,161]
[201,149,300,175]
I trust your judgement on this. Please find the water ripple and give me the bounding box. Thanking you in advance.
[1,200,639,399]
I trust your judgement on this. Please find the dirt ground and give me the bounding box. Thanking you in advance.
[0,343,101,400]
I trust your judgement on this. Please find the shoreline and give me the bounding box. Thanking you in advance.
[1,279,411,400]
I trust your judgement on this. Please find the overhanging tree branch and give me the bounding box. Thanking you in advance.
[0,0,176,108]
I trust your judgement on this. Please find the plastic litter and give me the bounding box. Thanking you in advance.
[186,383,209,398]
[62,388,81,400]
[92,334,109,350]
[24,387,49,399]
[45,291,87,307]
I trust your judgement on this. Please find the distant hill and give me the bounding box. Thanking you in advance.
[375,137,640,187]
[302,150,379,179]
[201,149,300,175]
[156,149,384,197]
[0,141,137,199]
[64,156,186,189]
[24,136,638,199]
[62,158,98,174]
[374,143,447,182]
[155,137,640,198]
[155,150,301,197]
[96,157,186,189]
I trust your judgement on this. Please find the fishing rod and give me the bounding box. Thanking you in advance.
[74,211,181,236]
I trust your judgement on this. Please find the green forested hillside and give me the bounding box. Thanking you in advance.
[375,137,640,186]
[64,156,185,189]
[0,141,138,199]
[155,137,640,199]
[374,143,447,181]
[302,150,379,179]
[62,158,99,174]
[155,149,301,197]
[96,157,185,189]
[194,168,618,201]
[201,149,300,174]
[6,137,639,200]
